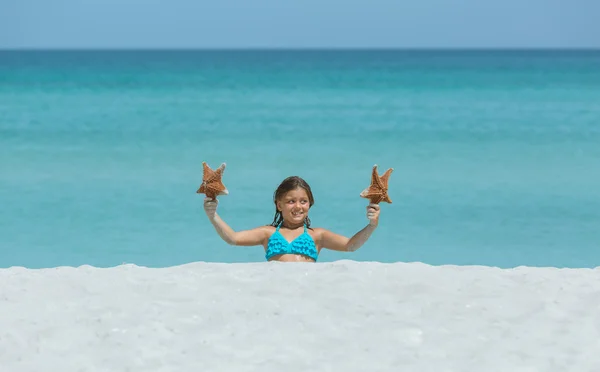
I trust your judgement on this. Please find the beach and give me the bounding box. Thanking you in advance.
[2,49,600,371]
[2,260,599,371]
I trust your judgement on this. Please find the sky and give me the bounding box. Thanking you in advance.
[1,0,599,49]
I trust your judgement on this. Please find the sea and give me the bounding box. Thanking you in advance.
[1,49,599,269]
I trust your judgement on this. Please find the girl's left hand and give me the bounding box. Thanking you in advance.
[367,203,380,226]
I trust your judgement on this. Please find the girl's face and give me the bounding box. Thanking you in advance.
[277,187,310,225]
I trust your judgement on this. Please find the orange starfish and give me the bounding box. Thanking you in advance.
[196,162,229,199]
[360,164,393,204]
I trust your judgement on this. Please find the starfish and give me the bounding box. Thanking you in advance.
[196,162,229,199]
[360,164,393,204]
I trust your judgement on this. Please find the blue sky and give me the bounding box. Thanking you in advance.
[1,0,598,49]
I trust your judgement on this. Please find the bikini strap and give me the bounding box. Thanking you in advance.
[277,221,306,231]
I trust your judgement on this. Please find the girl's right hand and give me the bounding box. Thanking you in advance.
[204,197,218,219]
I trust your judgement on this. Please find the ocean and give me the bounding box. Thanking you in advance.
[1,49,599,269]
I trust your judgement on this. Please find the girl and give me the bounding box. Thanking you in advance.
[203,176,381,262]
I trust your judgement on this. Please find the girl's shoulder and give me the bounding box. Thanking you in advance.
[261,225,277,235]
[308,226,328,239]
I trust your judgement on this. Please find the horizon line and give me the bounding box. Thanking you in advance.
[1,46,599,52]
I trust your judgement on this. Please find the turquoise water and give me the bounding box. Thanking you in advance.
[1,50,599,269]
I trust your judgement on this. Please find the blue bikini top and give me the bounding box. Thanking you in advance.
[265,223,319,261]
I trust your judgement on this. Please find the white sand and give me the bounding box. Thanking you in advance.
[1,260,600,371]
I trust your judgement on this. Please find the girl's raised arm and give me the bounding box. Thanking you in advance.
[318,203,380,252]
[204,197,271,246]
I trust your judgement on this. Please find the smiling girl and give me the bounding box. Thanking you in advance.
[203,176,380,262]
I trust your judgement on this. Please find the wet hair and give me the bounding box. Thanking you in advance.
[270,176,315,228]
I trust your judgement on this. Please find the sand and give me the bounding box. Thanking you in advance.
[1,260,599,371]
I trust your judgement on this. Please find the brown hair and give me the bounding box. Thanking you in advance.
[270,176,315,228]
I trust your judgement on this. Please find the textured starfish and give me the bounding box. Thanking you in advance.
[196,162,228,199]
[360,164,393,204]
